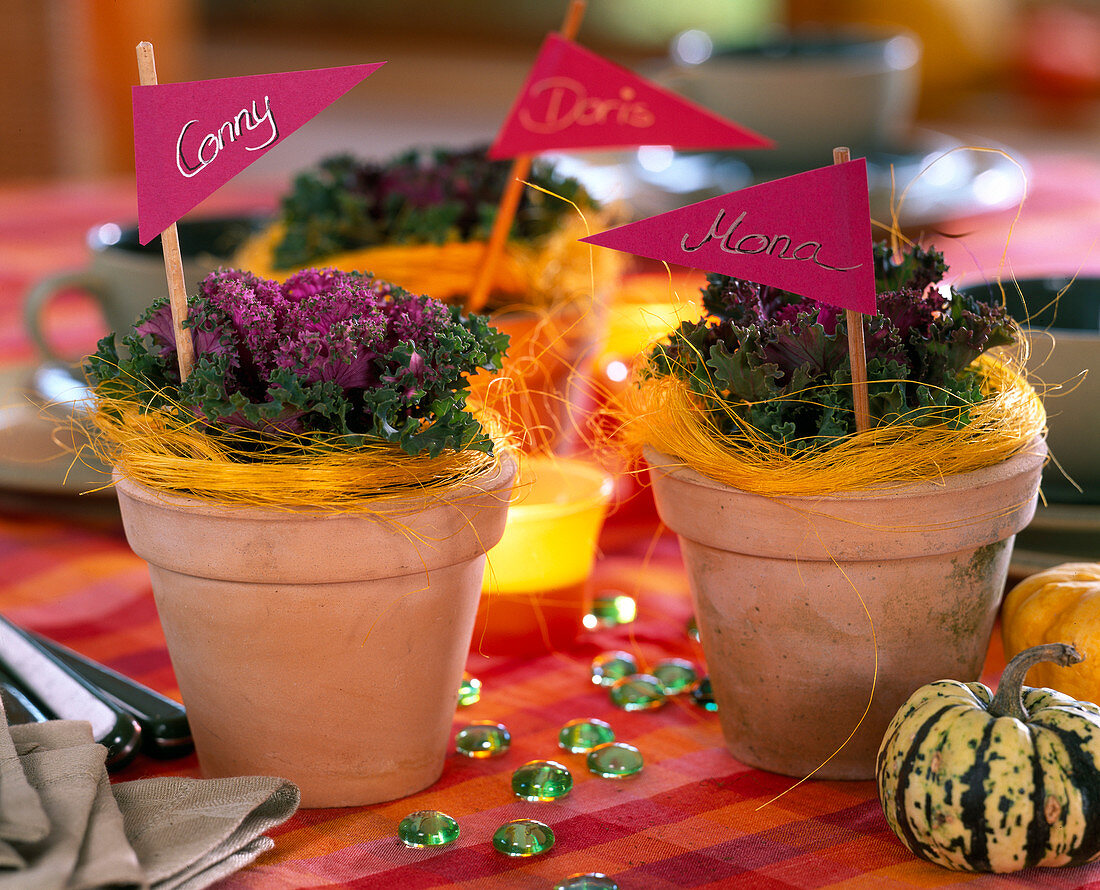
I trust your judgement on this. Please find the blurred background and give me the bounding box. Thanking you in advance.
[4,0,1100,182]
[2,1,1100,528]
[2,0,1099,559]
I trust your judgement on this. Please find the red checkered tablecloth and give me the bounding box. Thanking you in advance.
[2,171,1099,889]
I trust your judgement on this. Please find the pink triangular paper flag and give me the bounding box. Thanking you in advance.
[134,63,385,244]
[582,159,876,314]
[489,34,772,159]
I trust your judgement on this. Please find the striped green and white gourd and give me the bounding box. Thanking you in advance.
[877,643,1100,873]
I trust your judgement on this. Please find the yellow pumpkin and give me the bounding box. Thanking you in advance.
[1001,562,1100,702]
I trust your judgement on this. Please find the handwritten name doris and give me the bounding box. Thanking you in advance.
[176,96,279,179]
[681,210,861,272]
[519,77,654,133]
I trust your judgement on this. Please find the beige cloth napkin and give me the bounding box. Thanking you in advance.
[114,777,300,890]
[0,702,300,890]
[0,707,50,870]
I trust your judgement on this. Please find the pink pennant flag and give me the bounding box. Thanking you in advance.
[582,158,877,315]
[489,34,772,159]
[133,63,385,244]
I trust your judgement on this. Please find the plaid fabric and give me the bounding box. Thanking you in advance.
[4,172,1100,889]
[3,508,1099,890]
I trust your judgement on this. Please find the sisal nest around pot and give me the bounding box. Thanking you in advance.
[232,211,621,313]
[79,267,520,512]
[617,351,1046,499]
[83,393,514,512]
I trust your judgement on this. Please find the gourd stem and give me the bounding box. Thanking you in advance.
[988,643,1083,721]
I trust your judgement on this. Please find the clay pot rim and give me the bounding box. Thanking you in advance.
[112,450,517,522]
[643,437,1048,504]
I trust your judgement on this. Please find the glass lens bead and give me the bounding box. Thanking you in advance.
[587,742,644,778]
[555,874,619,890]
[398,810,460,847]
[558,718,615,753]
[652,658,699,695]
[691,676,718,712]
[608,674,666,711]
[586,591,637,628]
[492,819,555,857]
[512,760,573,801]
[455,721,511,758]
[458,672,481,707]
[590,651,638,687]
[686,615,700,641]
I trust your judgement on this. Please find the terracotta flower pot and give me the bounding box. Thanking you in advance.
[114,456,516,807]
[645,441,1046,780]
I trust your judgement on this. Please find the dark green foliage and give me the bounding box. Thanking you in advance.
[272,147,595,269]
[86,268,509,459]
[648,242,1016,451]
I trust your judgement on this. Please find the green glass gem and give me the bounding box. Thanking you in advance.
[455,721,511,758]
[608,674,666,711]
[398,810,460,847]
[585,591,637,628]
[590,651,637,687]
[652,658,699,695]
[458,672,482,707]
[587,742,644,778]
[558,717,615,753]
[691,676,718,712]
[492,819,555,857]
[555,874,619,890]
[512,759,573,801]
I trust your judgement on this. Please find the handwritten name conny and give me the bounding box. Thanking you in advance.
[681,209,861,272]
[519,76,654,134]
[175,96,279,179]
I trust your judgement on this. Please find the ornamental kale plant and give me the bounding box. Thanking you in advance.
[272,146,595,268]
[86,268,510,458]
[649,242,1016,450]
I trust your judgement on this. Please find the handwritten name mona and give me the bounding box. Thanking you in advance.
[681,209,861,272]
[176,96,279,179]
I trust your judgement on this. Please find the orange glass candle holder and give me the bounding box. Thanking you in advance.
[473,456,613,655]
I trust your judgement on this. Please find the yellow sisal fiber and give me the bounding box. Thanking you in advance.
[616,352,1046,497]
[83,388,512,510]
[232,212,621,310]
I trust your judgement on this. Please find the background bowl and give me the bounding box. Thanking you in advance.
[652,26,922,170]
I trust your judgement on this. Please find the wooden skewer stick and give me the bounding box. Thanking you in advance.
[465,0,587,314]
[833,145,870,433]
[136,41,194,382]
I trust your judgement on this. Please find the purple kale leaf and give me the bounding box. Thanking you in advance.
[646,241,1018,451]
[88,267,509,458]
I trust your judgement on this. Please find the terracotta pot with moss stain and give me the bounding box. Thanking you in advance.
[113,455,516,808]
[644,440,1047,780]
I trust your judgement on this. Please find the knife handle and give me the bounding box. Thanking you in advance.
[0,660,50,724]
[33,633,193,758]
[0,617,141,769]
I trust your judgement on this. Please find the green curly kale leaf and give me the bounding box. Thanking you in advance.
[273,146,595,269]
[872,240,948,294]
[646,242,1016,451]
